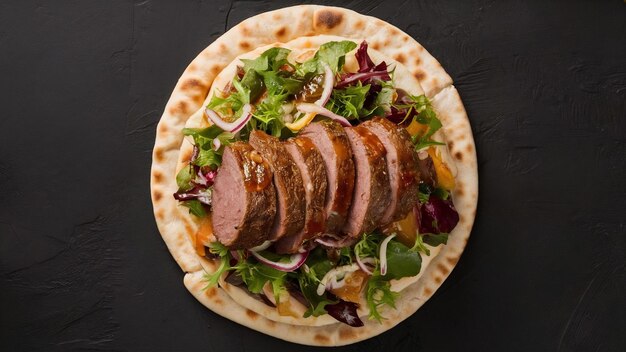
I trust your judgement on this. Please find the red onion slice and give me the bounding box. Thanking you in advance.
[316,264,360,295]
[296,103,351,127]
[355,255,374,275]
[314,234,357,248]
[315,63,334,107]
[379,234,396,276]
[205,103,252,133]
[249,250,309,272]
[314,237,340,248]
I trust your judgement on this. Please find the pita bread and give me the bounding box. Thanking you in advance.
[150,5,477,346]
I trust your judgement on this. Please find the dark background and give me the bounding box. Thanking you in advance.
[1,0,624,351]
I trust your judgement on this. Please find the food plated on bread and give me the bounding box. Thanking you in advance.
[151,5,477,346]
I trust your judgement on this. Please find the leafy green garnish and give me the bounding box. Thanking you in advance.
[418,191,430,203]
[326,83,371,120]
[241,47,291,72]
[366,270,399,322]
[298,247,336,317]
[203,242,231,288]
[373,85,395,113]
[393,94,445,150]
[383,240,422,280]
[405,95,445,150]
[235,259,286,294]
[176,164,193,191]
[252,91,288,138]
[410,233,431,255]
[297,41,357,75]
[181,199,207,217]
[354,232,379,259]
[240,69,264,103]
[422,233,449,247]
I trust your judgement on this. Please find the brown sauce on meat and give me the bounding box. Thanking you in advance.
[330,132,354,217]
[242,150,272,192]
[294,135,316,152]
[352,126,386,158]
[294,137,326,236]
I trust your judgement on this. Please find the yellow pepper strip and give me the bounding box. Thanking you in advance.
[427,147,456,190]
[406,118,428,138]
[284,112,316,131]
[193,215,213,257]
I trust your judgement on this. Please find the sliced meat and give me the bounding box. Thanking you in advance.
[343,126,391,237]
[248,130,305,241]
[361,117,420,224]
[212,142,276,249]
[274,136,328,253]
[300,120,355,233]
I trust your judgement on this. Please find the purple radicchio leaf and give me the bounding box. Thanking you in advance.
[335,41,391,89]
[385,89,418,126]
[173,186,212,206]
[325,299,364,327]
[417,195,460,234]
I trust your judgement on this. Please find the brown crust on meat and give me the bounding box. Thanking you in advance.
[301,120,355,233]
[212,142,276,249]
[343,126,391,237]
[275,136,328,253]
[249,130,305,240]
[362,117,420,224]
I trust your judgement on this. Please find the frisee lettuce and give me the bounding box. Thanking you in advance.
[366,269,399,322]
[325,83,372,120]
[394,94,446,150]
[203,242,231,288]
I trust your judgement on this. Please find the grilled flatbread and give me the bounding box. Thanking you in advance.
[150,5,477,346]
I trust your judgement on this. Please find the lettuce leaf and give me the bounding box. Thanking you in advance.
[297,41,357,75]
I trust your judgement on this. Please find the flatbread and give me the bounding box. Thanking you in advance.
[150,5,477,346]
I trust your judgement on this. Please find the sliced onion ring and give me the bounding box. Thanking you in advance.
[205,103,252,133]
[315,63,334,107]
[316,264,360,295]
[249,250,309,272]
[249,240,272,252]
[314,237,341,248]
[355,255,375,275]
[296,103,351,127]
[379,234,396,276]
[314,234,356,248]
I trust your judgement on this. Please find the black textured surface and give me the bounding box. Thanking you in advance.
[1,0,624,351]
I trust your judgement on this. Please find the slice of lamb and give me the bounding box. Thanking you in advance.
[300,120,355,233]
[342,125,391,237]
[249,130,305,241]
[274,136,328,253]
[212,142,276,249]
[361,117,420,224]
